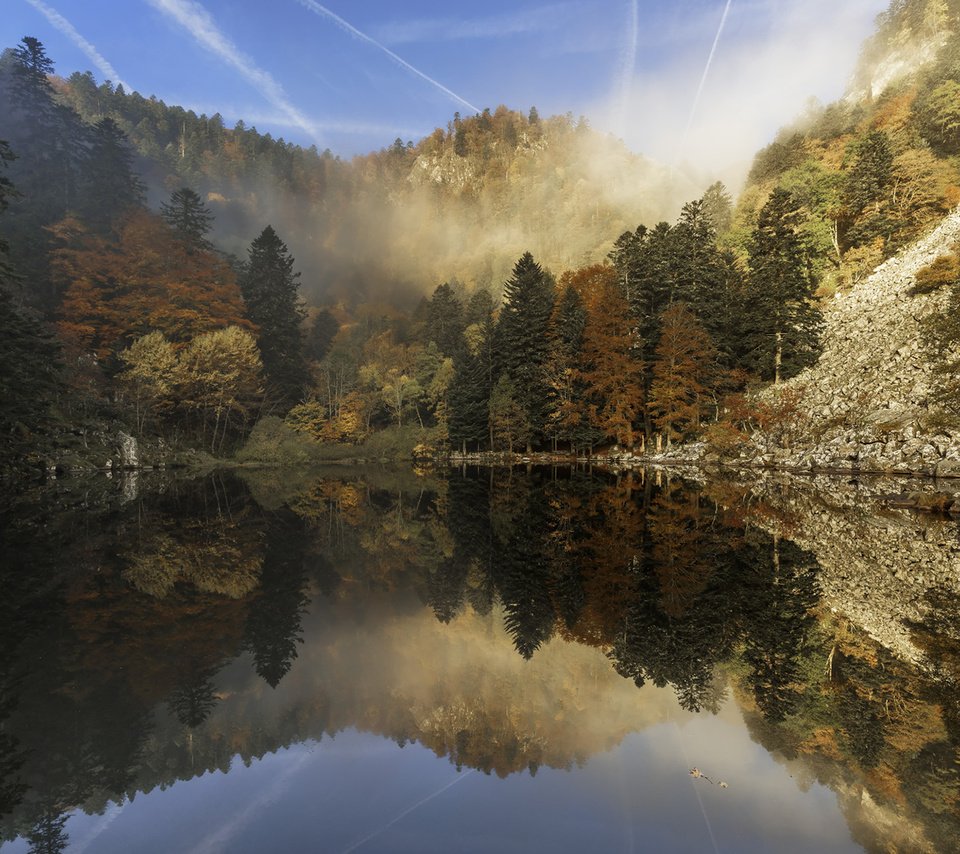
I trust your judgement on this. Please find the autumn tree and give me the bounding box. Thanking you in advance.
[117,331,178,433]
[648,303,718,445]
[54,209,250,360]
[177,326,264,451]
[239,225,309,410]
[575,265,645,448]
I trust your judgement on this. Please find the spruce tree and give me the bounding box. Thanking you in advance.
[160,186,214,252]
[239,225,309,409]
[744,189,823,383]
[496,252,555,449]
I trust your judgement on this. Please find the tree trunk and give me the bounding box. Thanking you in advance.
[775,330,783,385]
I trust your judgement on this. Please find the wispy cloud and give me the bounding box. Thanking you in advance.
[177,102,428,140]
[681,0,734,153]
[294,0,480,114]
[23,0,130,90]
[145,0,320,143]
[372,5,576,45]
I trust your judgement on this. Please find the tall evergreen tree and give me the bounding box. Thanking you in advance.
[425,282,464,356]
[243,511,310,688]
[0,141,61,458]
[239,225,309,409]
[78,117,145,232]
[496,252,555,449]
[700,181,733,234]
[448,345,489,453]
[160,186,214,252]
[0,38,88,310]
[744,189,823,383]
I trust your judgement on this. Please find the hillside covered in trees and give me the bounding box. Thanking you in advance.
[1,0,960,475]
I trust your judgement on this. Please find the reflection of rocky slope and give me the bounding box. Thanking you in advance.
[730,473,960,666]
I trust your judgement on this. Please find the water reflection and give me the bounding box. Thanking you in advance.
[0,467,958,852]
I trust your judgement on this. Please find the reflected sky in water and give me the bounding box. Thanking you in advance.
[1,718,858,854]
[0,466,957,853]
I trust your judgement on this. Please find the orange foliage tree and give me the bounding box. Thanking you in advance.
[571,264,645,448]
[648,302,719,445]
[52,209,252,361]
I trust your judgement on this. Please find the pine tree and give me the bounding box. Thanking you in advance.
[496,252,555,449]
[743,189,823,383]
[239,225,309,409]
[160,186,214,252]
[0,143,61,452]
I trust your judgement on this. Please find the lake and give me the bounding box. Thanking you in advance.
[1,465,958,853]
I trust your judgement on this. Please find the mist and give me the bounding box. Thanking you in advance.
[593,0,890,192]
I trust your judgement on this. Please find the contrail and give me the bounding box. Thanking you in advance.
[146,0,321,143]
[680,0,734,154]
[23,0,130,90]
[295,0,480,114]
[616,0,639,138]
[338,769,475,853]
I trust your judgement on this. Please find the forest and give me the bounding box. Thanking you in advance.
[2,0,960,474]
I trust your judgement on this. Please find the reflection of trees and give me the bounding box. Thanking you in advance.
[834,683,885,768]
[26,813,69,854]
[739,531,820,722]
[168,668,219,728]
[7,466,960,852]
[490,476,556,659]
[243,510,311,688]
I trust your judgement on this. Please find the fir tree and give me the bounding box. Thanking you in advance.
[425,282,464,356]
[160,186,214,252]
[448,345,489,453]
[496,252,555,449]
[744,189,823,383]
[239,225,309,409]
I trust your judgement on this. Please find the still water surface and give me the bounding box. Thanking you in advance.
[0,466,957,853]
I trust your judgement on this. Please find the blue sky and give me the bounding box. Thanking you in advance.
[4,0,889,180]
